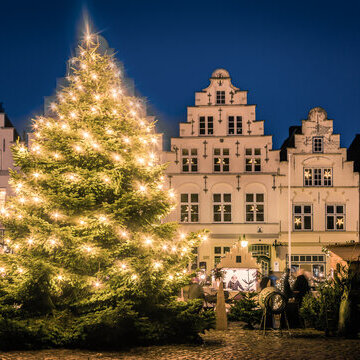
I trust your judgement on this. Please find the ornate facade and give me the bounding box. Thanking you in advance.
[163,69,360,277]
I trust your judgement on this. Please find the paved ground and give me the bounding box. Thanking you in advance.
[0,324,360,360]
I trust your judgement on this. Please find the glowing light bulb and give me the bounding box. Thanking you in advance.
[52,212,61,220]
[131,274,138,280]
[80,63,87,69]
[137,158,145,165]
[241,240,248,248]
[82,131,90,139]
[94,281,101,288]
[144,237,152,245]
[0,267,5,274]
[121,263,127,270]
[103,176,110,183]
[91,107,97,113]
[151,137,157,144]
[162,244,168,251]
[14,244,20,250]
[179,233,186,240]
[139,185,147,192]
[91,74,98,80]
[33,172,40,179]
[99,215,107,223]
[27,238,34,245]
[57,275,63,281]
[112,109,118,115]
[53,153,60,159]
[19,197,26,204]
[74,145,82,152]
[18,145,27,153]
[202,235,208,241]
[120,231,128,238]
[171,246,177,252]
[79,219,86,225]
[168,275,174,280]
[168,190,175,198]
[130,110,137,117]
[106,128,114,135]
[154,262,162,269]
[123,137,130,144]
[92,142,100,150]
[84,246,93,253]
[50,103,57,111]
[113,154,121,162]
[157,184,163,190]
[70,112,77,119]
[33,196,41,203]
[18,268,24,274]
[17,214,23,219]
[49,238,57,246]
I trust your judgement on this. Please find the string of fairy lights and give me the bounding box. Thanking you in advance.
[0,32,208,291]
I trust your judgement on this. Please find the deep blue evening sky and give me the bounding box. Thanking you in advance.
[1,0,360,149]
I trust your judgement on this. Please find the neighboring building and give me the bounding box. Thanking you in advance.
[163,69,360,278]
[278,106,359,277]
[0,105,21,241]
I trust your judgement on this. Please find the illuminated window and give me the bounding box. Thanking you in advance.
[228,116,242,135]
[213,148,230,172]
[293,204,312,230]
[326,204,345,231]
[313,137,324,153]
[304,168,332,186]
[216,91,225,104]
[180,193,199,223]
[181,148,198,172]
[245,148,261,172]
[246,193,264,222]
[213,193,232,222]
[199,116,214,135]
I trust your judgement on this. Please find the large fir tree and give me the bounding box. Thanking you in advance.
[0,32,211,349]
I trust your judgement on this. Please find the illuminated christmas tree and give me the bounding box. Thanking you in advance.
[0,31,211,349]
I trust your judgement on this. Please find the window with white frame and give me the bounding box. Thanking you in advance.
[216,91,225,104]
[228,116,242,135]
[245,148,261,172]
[180,193,199,223]
[199,116,214,135]
[245,193,264,222]
[181,148,198,172]
[213,148,230,172]
[326,204,345,231]
[304,168,332,186]
[213,193,232,222]
[312,137,324,153]
[293,204,313,230]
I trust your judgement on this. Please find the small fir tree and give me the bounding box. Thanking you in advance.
[0,31,210,349]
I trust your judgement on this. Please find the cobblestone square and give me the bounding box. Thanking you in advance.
[1,324,360,360]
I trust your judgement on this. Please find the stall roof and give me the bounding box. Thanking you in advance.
[327,244,360,262]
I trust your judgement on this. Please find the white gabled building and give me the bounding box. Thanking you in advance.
[278,107,359,276]
[163,69,281,275]
[163,69,360,278]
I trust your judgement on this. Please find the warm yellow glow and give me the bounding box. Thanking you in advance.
[144,237,153,245]
[32,172,40,179]
[154,261,162,269]
[94,281,101,288]
[121,263,127,270]
[19,197,26,204]
[131,274,138,280]
[52,212,61,220]
[74,145,82,152]
[294,217,302,225]
[137,158,145,165]
[27,238,34,245]
[168,275,174,280]
[33,196,41,203]
[99,215,107,223]
[0,267,5,274]
[70,112,77,119]
[53,153,61,159]
[139,185,147,192]
[18,267,24,274]
[113,154,121,162]
[123,137,130,144]
[162,244,168,250]
[57,275,64,281]
[241,240,248,248]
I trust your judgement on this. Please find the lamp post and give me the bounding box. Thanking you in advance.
[288,153,292,272]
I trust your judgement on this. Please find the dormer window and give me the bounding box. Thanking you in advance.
[216,91,225,104]
[313,137,323,153]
